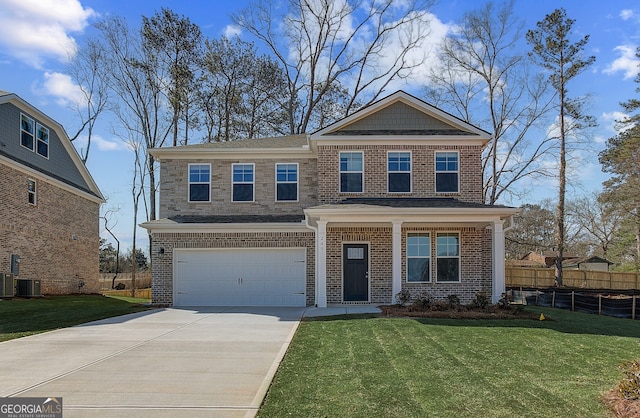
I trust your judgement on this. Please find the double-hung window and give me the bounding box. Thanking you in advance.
[407,233,430,282]
[232,163,254,202]
[36,123,49,158]
[436,232,460,282]
[188,164,211,202]
[435,151,459,193]
[388,152,411,193]
[21,114,34,151]
[339,152,363,193]
[276,163,298,201]
[27,179,37,205]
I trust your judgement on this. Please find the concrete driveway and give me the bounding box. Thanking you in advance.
[0,307,304,418]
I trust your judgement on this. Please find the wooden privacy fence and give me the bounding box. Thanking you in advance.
[506,267,640,290]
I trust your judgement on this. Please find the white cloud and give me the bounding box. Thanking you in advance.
[41,72,86,107]
[74,134,130,153]
[603,45,640,79]
[0,0,95,68]
[224,24,242,38]
[620,9,635,20]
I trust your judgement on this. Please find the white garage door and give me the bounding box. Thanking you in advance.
[174,248,307,307]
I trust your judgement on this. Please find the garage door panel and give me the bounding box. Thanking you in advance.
[174,248,306,307]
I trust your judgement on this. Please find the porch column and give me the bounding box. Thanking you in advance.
[392,221,402,304]
[316,220,328,308]
[492,220,506,303]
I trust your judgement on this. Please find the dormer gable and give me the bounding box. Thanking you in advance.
[310,90,491,145]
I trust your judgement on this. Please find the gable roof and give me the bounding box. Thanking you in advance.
[0,91,104,203]
[310,90,492,144]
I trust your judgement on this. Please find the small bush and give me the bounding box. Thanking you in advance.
[447,294,461,310]
[395,289,412,306]
[618,361,640,400]
[469,292,490,310]
[497,292,513,310]
[411,293,433,311]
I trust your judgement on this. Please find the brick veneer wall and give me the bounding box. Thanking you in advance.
[401,226,491,304]
[325,226,393,304]
[0,164,100,294]
[317,144,484,204]
[150,231,315,306]
[159,158,318,218]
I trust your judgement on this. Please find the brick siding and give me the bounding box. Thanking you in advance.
[0,164,100,294]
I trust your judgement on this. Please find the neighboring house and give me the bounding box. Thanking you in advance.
[142,91,519,307]
[521,251,579,268]
[0,91,105,294]
[563,256,613,272]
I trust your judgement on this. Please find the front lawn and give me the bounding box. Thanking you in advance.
[0,294,151,342]
[260,307,640,417]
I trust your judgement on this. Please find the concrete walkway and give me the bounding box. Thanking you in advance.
[0,305,381,417]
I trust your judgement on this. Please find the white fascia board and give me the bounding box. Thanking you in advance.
[314,137,489,146]
[0,155,104,204]
[140,220,313,234]
[150,147,315,161]
[304,206,520,224]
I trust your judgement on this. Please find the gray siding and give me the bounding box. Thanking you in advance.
[0,103,92,193]
[340,102,461,132]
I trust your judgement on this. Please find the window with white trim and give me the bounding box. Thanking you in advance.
[388,151,411,193]
[436,232,460,282]
[407,233,430,282]
[36,123,49,158]
[27,179,37,205]
[21,114,34,151]
[276,163,298,201]
[232,163,254,202]
[339,152,363,193]
[188,164,210,202]
[435,151,459,193]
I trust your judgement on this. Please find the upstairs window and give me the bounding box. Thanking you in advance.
[276,163,298,201]
[388,152,411,193]
[36,123,49,158]
[232,163,254,202]
[188,164,210,202]
[436,232,460,282]
[339,152,363,193]
[21,114,34,151]
[27,179,37,205]
[407,233,430,282]
[435,151,459,193]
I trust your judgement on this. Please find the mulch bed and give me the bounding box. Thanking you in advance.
[602,392,640,417]
[378,304,542,320]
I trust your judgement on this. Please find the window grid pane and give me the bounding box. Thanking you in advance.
[21,114,34,150]
[436,233,460,282]
[435,152,459,193]
[407,233,430,282]
[233,164,254,202]
[188,164,210,202]
[340,152,363,193]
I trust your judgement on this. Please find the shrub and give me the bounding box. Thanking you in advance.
[395,289,412,306]
[497,292,513,310]
[411,293,433,311]
[618,361,640,400]
[469,292,490,310]
[447,294,461,310]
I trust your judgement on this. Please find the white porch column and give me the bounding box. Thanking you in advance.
[492,220,506,303]
[316,220,328,308]
[392,221,402,303]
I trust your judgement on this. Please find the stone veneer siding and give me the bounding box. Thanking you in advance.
[401,226,492,304]
[159,158,318,218]
[0,164,100,294]
[317,144,484,204]
[150,231,315,306]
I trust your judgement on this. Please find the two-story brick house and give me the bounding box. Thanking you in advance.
[0,91,105,294]
[142,91,519,307]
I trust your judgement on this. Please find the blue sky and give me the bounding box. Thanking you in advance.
[1,0,639,252]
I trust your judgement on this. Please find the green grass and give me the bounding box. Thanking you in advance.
[259,307,640,418]
[0,294,151,342]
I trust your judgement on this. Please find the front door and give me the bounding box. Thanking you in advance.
[343,244,369,302]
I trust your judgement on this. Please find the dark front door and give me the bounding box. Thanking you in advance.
[343,244,369,302]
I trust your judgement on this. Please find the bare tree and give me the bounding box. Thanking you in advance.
[233,0,434,133]
[526,8,596,286]
[66,39,110,163]
[425,1,555,204]
[94,16,172,222]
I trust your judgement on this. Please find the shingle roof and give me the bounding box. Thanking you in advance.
[334,197,514,209]
[168,214,305,224]
[165,134,308,150]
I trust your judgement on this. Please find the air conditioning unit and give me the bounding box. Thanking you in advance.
[0,273,14,298]
[16,279,41,298]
